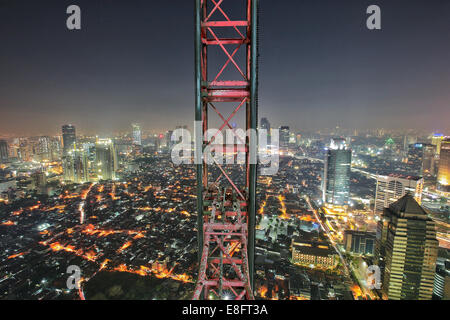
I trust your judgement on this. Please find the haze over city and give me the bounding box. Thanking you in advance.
[1,0,450,136]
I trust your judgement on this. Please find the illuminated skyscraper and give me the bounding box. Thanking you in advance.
[323,138,351,206]
[38,136,51,161]
[432,133,444,155]
[279,126,290,151]
[375,194,438,300]
[0,140,8,163]
[62,124,76,154]
[132,124,142,146]
[374,174,423,214]
[96,139,117,180]
[437,138,450,194]
[63,147,89,183]
[50,138,62,161]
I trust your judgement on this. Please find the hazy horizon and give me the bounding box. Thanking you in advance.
[1,0,449,136]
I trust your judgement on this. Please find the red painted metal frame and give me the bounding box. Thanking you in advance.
[192,189,253,300]
[193,0,255,300]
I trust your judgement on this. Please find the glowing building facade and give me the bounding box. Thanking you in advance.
[432,133,444,155]
[437,138,450,194]
[374,174,423,214]
[375,194,438,300]
[132,124,142,146]
[96,138,117,181]
[63,147,89,183]
[291,238,337,268]
[62,124,76,155]
[323,138,351,206]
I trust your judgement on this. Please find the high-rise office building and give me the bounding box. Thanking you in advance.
[437,138,450,194]
[96,138,117,181]
[132,124,142,146]
[62,124,76,154]
[38,136,52,161]
[432,133,444,156]
[74,149,89,183]
[0,140,8,163]
[38,136,50,154]
[50,138,62,161]
[63,147,89,183]
[323,138,351,206]
[279,126,290,151]
[375,194,438,300]
[374,174,423,214]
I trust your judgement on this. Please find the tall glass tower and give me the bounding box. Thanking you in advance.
[62,124,76,155]
[0,140,8,163]
[375,194,438,300]
[279,126,290,151]
[323,138,351,206]
[95,138,117,181]
[132,124,142,146]
[63,147,89,183]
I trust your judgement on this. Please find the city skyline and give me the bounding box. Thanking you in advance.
[1,0,450,136]
[0,0,449,303]
[1,120,446,139]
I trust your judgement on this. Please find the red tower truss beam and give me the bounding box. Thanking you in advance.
[194,0,258,300]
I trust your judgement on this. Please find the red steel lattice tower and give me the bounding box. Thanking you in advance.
[193,0,258,300]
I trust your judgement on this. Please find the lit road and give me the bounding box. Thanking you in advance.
[304,196,350,276]
[79,182,97,224]
[305,196,381,299]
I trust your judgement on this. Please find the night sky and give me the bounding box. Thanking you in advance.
[0,0,449,136]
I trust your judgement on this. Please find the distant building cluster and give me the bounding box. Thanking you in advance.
[0,118,448,301]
